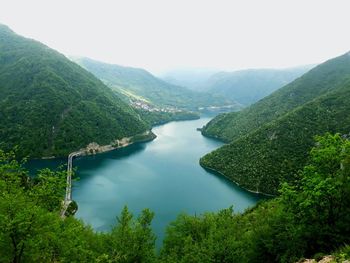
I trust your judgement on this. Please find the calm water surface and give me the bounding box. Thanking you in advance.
[28,117,261,246]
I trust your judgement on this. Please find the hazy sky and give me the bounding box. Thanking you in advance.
[0,0,349,74]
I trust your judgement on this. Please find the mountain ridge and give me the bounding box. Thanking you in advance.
[203,65,314,105]
[202,52,350,142]
[73,57,238,110]
[200,51,350,194]
[0,25,149,158]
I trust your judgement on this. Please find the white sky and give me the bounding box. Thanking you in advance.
[0,0,350,74]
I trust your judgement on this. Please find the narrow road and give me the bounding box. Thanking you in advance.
[60,151,81,217]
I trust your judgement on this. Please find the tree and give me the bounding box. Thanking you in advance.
[106,206,156,263]
[280,133,350,258]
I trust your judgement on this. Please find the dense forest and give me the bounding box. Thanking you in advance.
[201,52,350,194]
[202,52,350,142]
[1,133,349,262]
[0,25,149,158]
[73,57,237,110]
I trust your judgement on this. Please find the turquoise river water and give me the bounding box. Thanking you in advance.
[27,117,262,246]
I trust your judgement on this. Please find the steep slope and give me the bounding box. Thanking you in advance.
[0,24,149,158]
[201,82,350,194]
[73,57,236,110]
[204,66,313,105]
[200,52,350,195]
[202,52,350,142]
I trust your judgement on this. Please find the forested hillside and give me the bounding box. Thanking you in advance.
[0,25,149,158]
[201,52,350,194]
[73,57,237,110]
[204,66,313,105]
[1,134,349,262]
[202,52,350,142]
[201,81,350,194]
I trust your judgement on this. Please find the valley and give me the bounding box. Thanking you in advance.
[200,52,350,195]
[27,117,262,248]
[1,6,350,261]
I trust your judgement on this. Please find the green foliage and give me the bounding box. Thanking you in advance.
[0,149,157,262]
[203,52,350,142]
[163,134,350,262]
[278,134,350,257]
[104,206,156,263]
[73,57,236,110]
[160,207,249,263]
[201,52,350,194]
[332,245,350,262]
[0,134,350,262]
[0,25,149,158]
[0,149,67,262]
[30,168,66,211]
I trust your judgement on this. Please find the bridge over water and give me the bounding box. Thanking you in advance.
[60,151,81,217]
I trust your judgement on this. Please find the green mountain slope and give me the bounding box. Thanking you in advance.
[73,57,237,110]
[204,66,313,105]
[0,25,149,158]
[200,52,350,195]
[202,52,350,142]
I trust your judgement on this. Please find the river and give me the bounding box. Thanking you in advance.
[27,117,261,246]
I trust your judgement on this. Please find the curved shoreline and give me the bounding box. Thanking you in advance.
[60,130,156,217]
[200,162,275,197]
[40,130,156,160]
[79,130,157,157]
[200,129,231,144]
[39,115,205,160]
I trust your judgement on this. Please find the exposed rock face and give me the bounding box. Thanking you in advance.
[84,140,129,155]
[86,142,101,154]
[298,255,348,263]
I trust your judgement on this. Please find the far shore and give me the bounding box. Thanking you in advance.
[200,163,275,197]
[40,130,156,160]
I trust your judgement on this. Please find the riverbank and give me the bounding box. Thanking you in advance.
[200,127,231,143]
[39,130,156,160]
[78,130,156,157]
[199,163,275,197]
[27,117,262,248]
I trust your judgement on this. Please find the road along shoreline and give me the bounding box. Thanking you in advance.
[60,130,156,217]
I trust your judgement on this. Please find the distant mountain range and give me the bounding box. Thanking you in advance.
[162,66,313,106]
[202,66,314,105]
[0,24,243,158]
[0,24,149,158]
[72,57,237,110]
[200,51,350,195]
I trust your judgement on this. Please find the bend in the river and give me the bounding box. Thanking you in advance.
[27,117,263,247]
